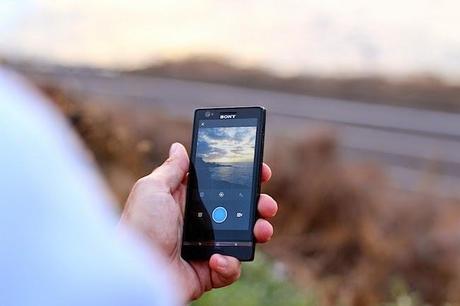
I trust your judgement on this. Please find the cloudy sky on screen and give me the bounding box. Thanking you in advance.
[197,127,256,164]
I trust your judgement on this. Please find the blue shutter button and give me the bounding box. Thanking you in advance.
[212,206,227,223]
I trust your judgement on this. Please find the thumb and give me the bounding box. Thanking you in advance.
[149,142,189,192]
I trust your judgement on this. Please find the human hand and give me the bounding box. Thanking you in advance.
[120,143,277,301]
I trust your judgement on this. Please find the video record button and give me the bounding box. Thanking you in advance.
[212,206,227,223]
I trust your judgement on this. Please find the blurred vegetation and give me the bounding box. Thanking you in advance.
[37,84,460,306]
[128,56,460,112]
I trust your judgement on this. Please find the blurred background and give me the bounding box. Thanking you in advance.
[2,1,460,305]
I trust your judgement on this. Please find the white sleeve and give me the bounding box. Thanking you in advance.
[0,68,179,306]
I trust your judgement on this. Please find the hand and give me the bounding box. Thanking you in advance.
[119,143,277,301]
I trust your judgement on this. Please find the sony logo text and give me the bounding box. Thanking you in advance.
[220,114,237,119]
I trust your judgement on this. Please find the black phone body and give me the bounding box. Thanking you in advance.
[181,106,266,261]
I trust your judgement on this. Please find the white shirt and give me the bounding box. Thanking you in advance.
[0,68,177,306]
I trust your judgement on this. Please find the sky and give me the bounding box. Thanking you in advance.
[197,127,256,164]
[1,0,460,79]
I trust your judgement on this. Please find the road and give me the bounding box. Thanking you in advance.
[16,67,460,197]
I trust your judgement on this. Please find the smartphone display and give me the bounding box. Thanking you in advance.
[181,107,265,261]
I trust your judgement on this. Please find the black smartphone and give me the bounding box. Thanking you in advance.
[181,106,266,261]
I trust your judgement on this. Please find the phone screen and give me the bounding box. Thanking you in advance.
[183,108,264,249]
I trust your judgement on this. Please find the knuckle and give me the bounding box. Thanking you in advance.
[163,158,183,174]
[133,177,149,190]
[134,175,168,192]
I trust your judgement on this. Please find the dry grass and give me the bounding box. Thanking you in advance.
[40,84,460,306]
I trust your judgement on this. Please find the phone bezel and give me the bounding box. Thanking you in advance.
[181,106,266,261]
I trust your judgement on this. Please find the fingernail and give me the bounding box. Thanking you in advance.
[216,256,227,269]
[169,143,180,158]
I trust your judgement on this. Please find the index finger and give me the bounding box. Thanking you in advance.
[261,163,272,183]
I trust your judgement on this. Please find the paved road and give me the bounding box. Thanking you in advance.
[17,67,460,197]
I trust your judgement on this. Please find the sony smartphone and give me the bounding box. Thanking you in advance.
[181,106,266,261]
